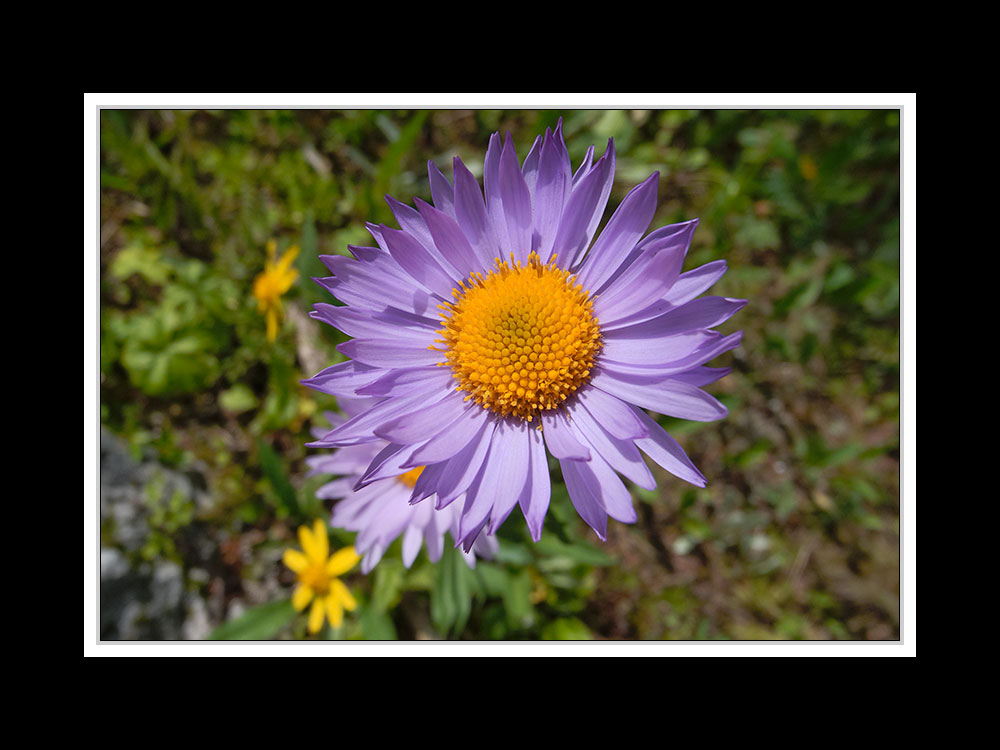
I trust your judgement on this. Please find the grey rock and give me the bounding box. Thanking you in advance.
[100,427,216,640]
[182,594,212,641]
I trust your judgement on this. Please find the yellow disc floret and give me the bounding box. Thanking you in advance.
[435,252,601,422]
[397,465,426,487]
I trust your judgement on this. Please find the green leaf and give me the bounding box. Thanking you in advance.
[372,559,405,613]
[541,617,593,640]
[773,276,824,317]
[429,552,455,634]
[502,569,533,630]
[258,439,299,516]
[300,208,318,258]
[375,111,429,191]
[430,543,473,636]
[218,384,258,414]
[534,536,615,567]
[207,599,296,640]
[110,244,172,285]
[320,623,345,640]
[492,540,534,566]
[474,562,509,597]
[359,606,398,640]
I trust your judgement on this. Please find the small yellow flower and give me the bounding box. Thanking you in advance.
[253,240,299,342]
[282,519,360,634]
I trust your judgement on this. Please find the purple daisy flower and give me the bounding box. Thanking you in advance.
[304,120,744,551]
[307,398,499,573]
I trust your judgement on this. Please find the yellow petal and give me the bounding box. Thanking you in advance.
[326,547,360,577]
[252,276,267,306]
[276,269,298,295]
[291,583,313,612]
[325,592,344,629]
[312,519,329,561]
[332,578,357,612]
[298,524,318,560]
[308,597,325,634]
[282,548,309,574]
[276,246,299,274]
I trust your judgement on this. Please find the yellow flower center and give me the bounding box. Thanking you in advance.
[436,253,601,422]
[397,465,426,487]
[300,563,332,597]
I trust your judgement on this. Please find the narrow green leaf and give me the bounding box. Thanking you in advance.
[258,438,299,516]
[207,599,296,640]
[372,559,405,613]
[430,547,456,634]
[534,536,615,567]
[452,548,472,635]
[430,543,474,636]
[300,208,318,258]
[503,569,533,629]
[375,111,429,192]
[359,606,398,640]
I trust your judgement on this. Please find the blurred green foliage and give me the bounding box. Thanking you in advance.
[100,108,900,641]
